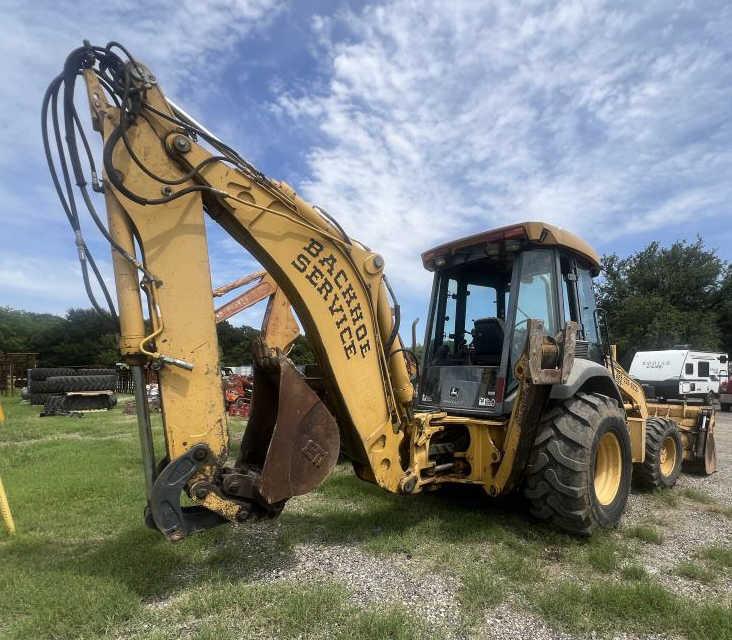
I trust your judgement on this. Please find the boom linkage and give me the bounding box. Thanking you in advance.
[77,50,414,539]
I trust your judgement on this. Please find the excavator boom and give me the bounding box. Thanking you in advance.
[45,44,415,538]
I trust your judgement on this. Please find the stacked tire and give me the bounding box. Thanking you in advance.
[27,368,118,405]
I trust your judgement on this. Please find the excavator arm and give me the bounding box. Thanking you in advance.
[52,45,414,539]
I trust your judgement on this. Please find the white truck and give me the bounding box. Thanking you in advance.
[629,349,728,403]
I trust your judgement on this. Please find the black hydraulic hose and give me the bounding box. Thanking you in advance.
[119,120,229,185]
[383,275,401,354]
[103,123,219,205]
[42,76,76,227]
[52,82,81,229]
[389,348,420,381]
[314,205,352,245]
[43,52,118,320]
[72,104,100,189]
[142,103,268,182]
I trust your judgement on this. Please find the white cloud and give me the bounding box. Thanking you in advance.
[275,0,732,299]
[0,0,282,168]
[0,251,114,314]
[3,0,730,332]
[0,0,282,318]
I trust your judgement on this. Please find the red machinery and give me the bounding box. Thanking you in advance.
[223,374,253,418]
[214,271,299,418]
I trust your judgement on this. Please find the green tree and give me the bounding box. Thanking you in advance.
[216,321,259,366]
[288,335,316,365]
[717,264,732,359]
[0,307,65,354]
[597,238,725,366]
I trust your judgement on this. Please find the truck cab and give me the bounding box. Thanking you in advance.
[417,222,605,417]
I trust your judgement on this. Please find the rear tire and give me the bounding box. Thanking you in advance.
[43,374,118,393]
[633,418,682,490]
[75,368,117,377]
[523,392,632,536]
[28,368,75,381]
[30,392,53,405]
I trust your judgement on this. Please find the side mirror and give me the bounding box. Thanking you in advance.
[720,355,728,364]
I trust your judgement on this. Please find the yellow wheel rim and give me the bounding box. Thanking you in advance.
[594,432,622,506]
[659,436,677,477]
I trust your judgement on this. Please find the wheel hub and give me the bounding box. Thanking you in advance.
[594,432,622,506]
[659,436,677,477]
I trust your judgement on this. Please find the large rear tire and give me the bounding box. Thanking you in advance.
[28,367,75,381]
[633,417,682,490]
[30,392,54,405]
[523,392,632,536]
[43,374,118,393]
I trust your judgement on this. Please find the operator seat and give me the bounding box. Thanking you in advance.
[471,318,504,365]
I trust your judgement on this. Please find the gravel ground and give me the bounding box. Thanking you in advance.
[261,543,464,628]
[250,412,732,639]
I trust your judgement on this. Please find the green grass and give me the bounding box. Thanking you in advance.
[584,534,623,573]
[1,395,730,639]
[651,488,680,507]
[674,561,716,584]
[699,546,732,571]
[621,564,648,580]
[0,397,432,639]
[706,504,732,518]
[681,488,717,505]
[459,567,502,618]
[536,579,732,639]
[623,524,664,545]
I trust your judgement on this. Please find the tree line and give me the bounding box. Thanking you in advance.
[2,238,730,369]
[0,307,314,367]
[597,238,731,367]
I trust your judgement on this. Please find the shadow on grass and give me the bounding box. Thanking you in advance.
[279,471,575,555]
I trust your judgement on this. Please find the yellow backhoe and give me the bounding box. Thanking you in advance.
[43,42,716,540]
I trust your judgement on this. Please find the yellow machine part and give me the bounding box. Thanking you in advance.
[0,402,15,535]
[83,69,414,513]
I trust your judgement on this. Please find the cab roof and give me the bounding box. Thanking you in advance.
[421,221,601,275]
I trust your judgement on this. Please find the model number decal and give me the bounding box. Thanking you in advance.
[640,360,671,369]
[292,238,371,361]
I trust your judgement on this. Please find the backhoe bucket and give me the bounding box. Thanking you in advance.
[237,341,339,505]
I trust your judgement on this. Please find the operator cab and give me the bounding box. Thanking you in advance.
[417,222,602,417]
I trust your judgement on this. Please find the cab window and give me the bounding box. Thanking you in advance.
[576,265,599,344]
[426,266,510,367]
[509,249,558,369]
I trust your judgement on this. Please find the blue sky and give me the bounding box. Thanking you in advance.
[1,0,731,339]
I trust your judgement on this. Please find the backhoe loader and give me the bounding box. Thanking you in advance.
[43,42,716,540]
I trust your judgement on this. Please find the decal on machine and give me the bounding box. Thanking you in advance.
[291,238,371,361]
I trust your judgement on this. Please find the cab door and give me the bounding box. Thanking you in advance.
[560,255,603,363]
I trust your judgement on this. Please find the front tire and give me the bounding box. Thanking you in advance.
[633,417,682,489]
[523,392,632,536]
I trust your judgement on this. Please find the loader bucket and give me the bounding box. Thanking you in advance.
[237,340,340,505]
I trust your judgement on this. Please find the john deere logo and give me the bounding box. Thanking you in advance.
[449,386,459,399]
